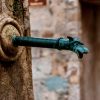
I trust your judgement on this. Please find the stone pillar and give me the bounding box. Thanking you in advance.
[0,0,34,100]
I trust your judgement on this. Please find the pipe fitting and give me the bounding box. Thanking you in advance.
[0,17,23,61]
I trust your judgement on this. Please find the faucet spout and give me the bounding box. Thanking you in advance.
[12,36,89,59]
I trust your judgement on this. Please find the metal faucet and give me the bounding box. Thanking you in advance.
[12,36,89,59]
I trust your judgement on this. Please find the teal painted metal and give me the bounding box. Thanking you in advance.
[12,36,89,58]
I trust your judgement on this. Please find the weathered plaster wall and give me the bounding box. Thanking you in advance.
[29,0,81,100]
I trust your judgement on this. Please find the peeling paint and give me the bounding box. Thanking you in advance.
[45,76,69,93]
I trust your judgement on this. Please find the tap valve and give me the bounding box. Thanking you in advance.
[12,36,89,59]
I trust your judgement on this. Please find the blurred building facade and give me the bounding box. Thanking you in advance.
[29,0,81,100]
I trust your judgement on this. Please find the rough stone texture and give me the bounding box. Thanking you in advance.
[29,0,81,100]
[0,0,34,100]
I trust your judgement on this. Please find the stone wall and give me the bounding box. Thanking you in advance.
[29,0,81,100]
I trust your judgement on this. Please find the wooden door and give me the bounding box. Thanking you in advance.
[80,1,100,100]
